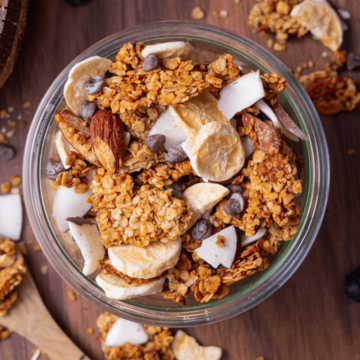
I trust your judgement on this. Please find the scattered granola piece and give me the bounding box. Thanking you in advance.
[191,6,205,20]
[213,11,220,18]
[0,134,5,144]
[86,327,94,334]
[348,149,355,155]
[7,107,14,113]
[17,121,26,130]
[0,326,11,340]
[10,188,20,195]
[215,235,226,248]
[40,265,48,275]
[274,43,286,51]
[17,242,27,255]
[309,60,314,68]
[67,290,77,301]
[172,330,222,360]
[22,101,31,108]
[8,175,21,187]
[34,244,41,252]
[0,110,7,119]
[219,10,228,18]
[1,183,10,194]
[267,38,273,49]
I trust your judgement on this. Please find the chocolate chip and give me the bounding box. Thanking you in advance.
[347,53,360,71]
[190,219,212,241]
[143,54,161,72]
[226,184,243,198]
[343,267,360,303]
[224,193,245,217]
[164,182,183,199]
[0,145,15,162]
[104,69,117,79]
[66,217,95,226]
[44,158,65,181]
[80,100,97,122]
[85,75,104,95]
[165,141,187,163]
[145,134,166,152]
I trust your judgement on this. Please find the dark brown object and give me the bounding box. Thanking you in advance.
[224,193,244,217]
[190,219,212,241]
[165,141,187,163]
[66,217,95,226]
[0,144,15,161]
[2,1,360,359]
[85,75,104,95]
[143,53,161,71]
[164,182,183,199]
[80,100,97,122]
[44,158,65,181]
[90,110,125,173]
[54,110,101,166]
[272,102,297,131]
[144,134,166,151]
[0,0,28,89]
[226,184,243,199]
[347,53,360,71]
[242,113,281,155]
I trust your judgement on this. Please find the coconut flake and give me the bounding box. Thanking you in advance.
[0,194,22,241]
[241,227,267,247]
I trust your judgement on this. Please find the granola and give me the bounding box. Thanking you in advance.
[97,312,175,360]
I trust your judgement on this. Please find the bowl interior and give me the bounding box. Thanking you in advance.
[25,22,329,326]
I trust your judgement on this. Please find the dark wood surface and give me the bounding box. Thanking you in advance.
[0,0,359,359]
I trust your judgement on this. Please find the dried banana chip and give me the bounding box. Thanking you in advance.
[290,1,343,51]
[64,56,112,115]
[190,122,245,182]
[141,42,193,61]
[169,90,229,142]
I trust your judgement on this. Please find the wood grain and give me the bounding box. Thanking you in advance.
[0,0,359,359]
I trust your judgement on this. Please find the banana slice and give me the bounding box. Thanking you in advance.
[141,42,193,61]
[190,122,245,182]
[54,130,77,169]
[108,238,181,279]
[96,273,165,300]
[169,90,228,142]
[290,1,343,51]
[64,56,112,115]
[183,183,229,215]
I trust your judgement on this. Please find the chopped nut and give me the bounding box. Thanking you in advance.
[267,38,273,48]
[1,183,11,194]
[273,43,286,51]
[33,244,41,252]
[17,121,26,130]
[86,327,94,334]
[22,101,31,108]
[191,6,205,19]
[67,290,77,301]
[0,110,7,119]
[0,326,11,340]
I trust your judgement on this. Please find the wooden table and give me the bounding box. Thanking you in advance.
[0,0,359,359]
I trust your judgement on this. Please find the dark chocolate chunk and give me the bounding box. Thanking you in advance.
[343,267,360,303]
[145,134,166,152]
[164,182,183,199]
[224,192,245,217]
[44,158,65,181]
[190,219,213,241]
[80,100,97,122]
[143,54,161,72]
[85,75,104,95]
[165,141,187,163]
[226,184,243,199]
[0,145,15,162]
[66,217,95,226]
[104,69,117,79]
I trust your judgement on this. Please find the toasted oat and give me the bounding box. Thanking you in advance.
[1,183,11,194]
[0,134,5,144]
[191,6,205,19]
[90,170,193,248]
[267,38,273,48]
[215,235,226,248]
[22,101,31,108]
[8,175,21,187]
[96,312,174,360]
[33,244,41,252]
[273,43,286,51]
[17,121,26,130]
[0,110,7,119]
[17,242,27,255]
[86,327,94,334]
[0,326,11,340]
[92,42,240,115]
[0,259,26,302]
[67,290,77,301]
[40,265,48,275]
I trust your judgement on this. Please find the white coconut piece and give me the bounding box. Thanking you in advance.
[256,100,299,142]
[195,226,237,268]
[337,8,351,20]
[64,56,113,115]
[141,42,193,61]
[0,194,22,241]
[217,71,265,120]
[181,138,193,158]
[172,330,222,360]
[241,227,267,247]
[124,131,131,148]
[242,136,254,158]
[108,238,181,279]
[183,183,229,215]
[55,130,77,169]
[201,207,213,220]
[96,273,165,300]
[67,218,104,275]
[147,109,187,151]
[105,318,149,347]
[52,184,93,233]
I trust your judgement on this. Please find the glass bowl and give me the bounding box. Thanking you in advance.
[23,21,329,327]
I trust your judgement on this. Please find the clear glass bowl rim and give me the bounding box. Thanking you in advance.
[23,21,330,327]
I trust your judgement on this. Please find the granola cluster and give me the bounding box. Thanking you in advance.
[120,104,166,140]
[248,0,307,51]
[90,169,193,247]
[91,42,240,114]
[97,312,175,360]
[210,139,302,238]
[0,238,27,316]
